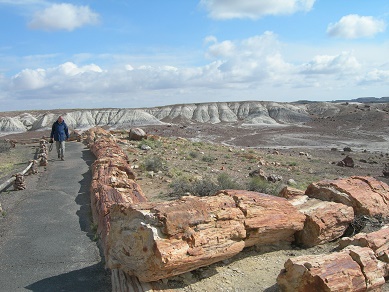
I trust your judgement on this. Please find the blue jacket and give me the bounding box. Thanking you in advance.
[50,120,69,142]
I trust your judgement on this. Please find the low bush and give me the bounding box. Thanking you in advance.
[169,173,242,198]
[0,140,12,154]
[141,155,165,172]
[217,173,243,190]
[247,177,284,196]
[202,155,216,163]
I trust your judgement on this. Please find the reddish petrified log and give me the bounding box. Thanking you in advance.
[339,226,389,267]
[277,246,386,292]
[293,198,354,247]
[83,127,115,146]
[86,127,148,254]
[106,191,305,282]
[305,176,389,217]
[218,190,306,247]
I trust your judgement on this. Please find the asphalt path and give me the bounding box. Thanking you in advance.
[0,141,111,291]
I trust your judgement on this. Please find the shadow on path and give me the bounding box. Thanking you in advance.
[25,262,110,292]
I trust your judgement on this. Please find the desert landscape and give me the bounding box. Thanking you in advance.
[1,100,389,291]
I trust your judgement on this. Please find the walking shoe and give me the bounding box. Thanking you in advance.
[61,157,64,161]
[58,154,60,158]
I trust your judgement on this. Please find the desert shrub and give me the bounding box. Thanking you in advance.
[0,140,12,154]
[217,173,243,190]
[189,151,199,158]
[247,177,284,196]
[192,141,203,147]
[202,155,216,163]
[141,155,164,172]
[169,177,193,196]
[169,173,242,198]
[191,178,219,197]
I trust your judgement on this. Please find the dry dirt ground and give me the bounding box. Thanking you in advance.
[1,108,389,291]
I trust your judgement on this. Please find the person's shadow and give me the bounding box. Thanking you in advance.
[25,146,111,292]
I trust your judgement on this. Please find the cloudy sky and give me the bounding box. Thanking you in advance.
[1,0,388,111]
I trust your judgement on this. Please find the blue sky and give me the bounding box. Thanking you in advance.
[0,0,388,111]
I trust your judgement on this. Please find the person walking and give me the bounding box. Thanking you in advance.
[50,116,69,161]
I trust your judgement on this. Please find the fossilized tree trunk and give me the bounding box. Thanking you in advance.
[305,176,389,216]
[106,190,305,282]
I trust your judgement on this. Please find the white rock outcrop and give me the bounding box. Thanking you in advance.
[0,101,313,134]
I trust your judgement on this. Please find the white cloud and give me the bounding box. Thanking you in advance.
[300,51,360,74]
[327,14,386,39]
[3,32,388,110]
[11,68,46,90]
[200,0,315,20]
[28,3,99,31]
[358,69,389,85]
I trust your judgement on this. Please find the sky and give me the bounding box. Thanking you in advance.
[0,0,388,111]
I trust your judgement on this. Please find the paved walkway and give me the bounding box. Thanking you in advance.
[0,142,111,291]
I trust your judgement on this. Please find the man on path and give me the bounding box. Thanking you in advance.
[50,116,69,161]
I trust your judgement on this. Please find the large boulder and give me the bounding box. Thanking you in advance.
[129,128,147,141]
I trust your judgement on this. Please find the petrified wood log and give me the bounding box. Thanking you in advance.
[83,127,116,146]
[277,246,386,292]
[339,226,389,266]
[305,176,389,217]
[218,190,306,247]
[87,127,148,254]
[294,199,354,247]
[106,191,305,282]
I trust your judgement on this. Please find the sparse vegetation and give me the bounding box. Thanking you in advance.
[141,155,165,172]
[170,173,243,198]
[138,137,162,149]
[111,125,389,203]
[202,155,216,163]
[247,177,284,196]
[0,140,12,154]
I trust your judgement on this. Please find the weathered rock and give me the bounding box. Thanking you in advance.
[267,174,282,182]
[337,155,354,167]
[279,186,305,199]
[339,226,389,265]
[277,246,386,292]
[294,199,354,247]
[106,191,305,282]
[286,178,297,186]
[68,130,82,142]
[13,173,26,190]
[129,128,147,141]
[248,168,267,180]
[305,176,389,217]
